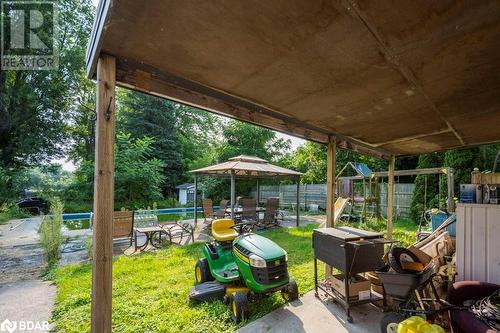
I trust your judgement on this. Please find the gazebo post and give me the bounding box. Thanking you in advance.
[230,170,236,219]
[91,54,116,333]
[256,178,260,206]
[194,174,198,225]
[296,176,300,227]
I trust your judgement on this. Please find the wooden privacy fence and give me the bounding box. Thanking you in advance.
[252,183,415,217]
[379,183,415,218]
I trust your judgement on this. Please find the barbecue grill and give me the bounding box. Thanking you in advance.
[313,226,396,322]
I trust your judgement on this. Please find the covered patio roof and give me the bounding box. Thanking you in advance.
[88,0,500,159]
[191,155,302,178]
[85,2,500,332]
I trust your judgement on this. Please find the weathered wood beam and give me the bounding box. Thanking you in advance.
[371,167,450,178]
[114,56,391,160]
[325,136,336,278]
[446,168,455,212]
[326,136,337,228]
[91,54,115,333]
[386,155,396,239]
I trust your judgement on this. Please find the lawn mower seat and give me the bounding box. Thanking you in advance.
[212,219,238,242]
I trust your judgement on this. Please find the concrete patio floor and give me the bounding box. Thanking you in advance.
[238,290,384,333]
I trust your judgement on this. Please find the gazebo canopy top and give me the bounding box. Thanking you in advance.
[87,1,500,159]
[191,155,302,178]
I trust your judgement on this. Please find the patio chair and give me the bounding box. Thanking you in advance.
[236,196,243,207]
[240,198,257,226]
[160,220,195,245]
[202,198,218,224]
[259,197,280,228]
[217,199,229,218]
[112,210,134,246]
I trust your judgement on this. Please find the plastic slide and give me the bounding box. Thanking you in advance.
[320,197,350,227]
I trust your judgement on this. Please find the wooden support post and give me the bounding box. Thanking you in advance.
[230,170,236,219]
[446,167,455,212]
[387,155,396,239]
[91,54,116,333]
[326,136,337,227]
[325,136,336,278]
[194,174,198,224]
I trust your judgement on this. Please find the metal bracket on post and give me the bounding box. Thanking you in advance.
[104,96,113,121]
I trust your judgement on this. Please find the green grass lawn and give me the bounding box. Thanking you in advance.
[51,219,417,332]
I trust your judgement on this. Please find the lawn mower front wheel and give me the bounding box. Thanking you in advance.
[281,277,299,302]
[230,292,248,323]
[195,258,213,284]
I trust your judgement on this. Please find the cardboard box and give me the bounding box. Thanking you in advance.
[408,246,432,265]
[330,274,371,300]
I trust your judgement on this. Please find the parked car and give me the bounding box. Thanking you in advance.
[15,197,49,214]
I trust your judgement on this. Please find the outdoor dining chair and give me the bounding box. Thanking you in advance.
[217,199,229,218]
[202,198,218,224]
[159,221,195,245]
[112,210,135,246]
[240,198,258,226]
[259,197,280,228]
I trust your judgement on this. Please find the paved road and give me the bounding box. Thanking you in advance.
[0,218,55,332]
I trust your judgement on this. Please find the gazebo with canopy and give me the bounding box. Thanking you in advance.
[190,155,303,226]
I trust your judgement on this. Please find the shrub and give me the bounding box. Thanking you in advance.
[84,237,92,260]
[39,198,64,267]
[63,201,93,213]
[0,202,30,224]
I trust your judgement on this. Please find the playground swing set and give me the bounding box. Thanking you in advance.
[331,163,455,227]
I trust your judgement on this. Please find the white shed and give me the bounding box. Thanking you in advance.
[176,183,195,205]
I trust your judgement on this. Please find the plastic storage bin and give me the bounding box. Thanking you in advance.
[430,210,455,237]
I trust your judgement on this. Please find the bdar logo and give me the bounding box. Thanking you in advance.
[0,319,17,333]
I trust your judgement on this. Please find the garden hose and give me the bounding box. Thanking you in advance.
[470,289,500,331]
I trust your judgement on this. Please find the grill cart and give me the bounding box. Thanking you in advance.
[313,227,396,322]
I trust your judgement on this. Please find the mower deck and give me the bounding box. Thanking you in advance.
[189,281,226,302]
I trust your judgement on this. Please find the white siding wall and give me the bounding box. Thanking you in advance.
[179,189,188,205]
[456,203,500,284]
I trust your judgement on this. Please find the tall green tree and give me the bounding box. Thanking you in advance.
[217,121,291,162]
[200,121,291,201]
[174,104,221,179]
[409,153,444,221]
[119,91,183,196]
[66,133,164,207]
[0,0,94,168]
[284,142,387,184]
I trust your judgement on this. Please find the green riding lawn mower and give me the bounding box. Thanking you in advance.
[189,218,298,322]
